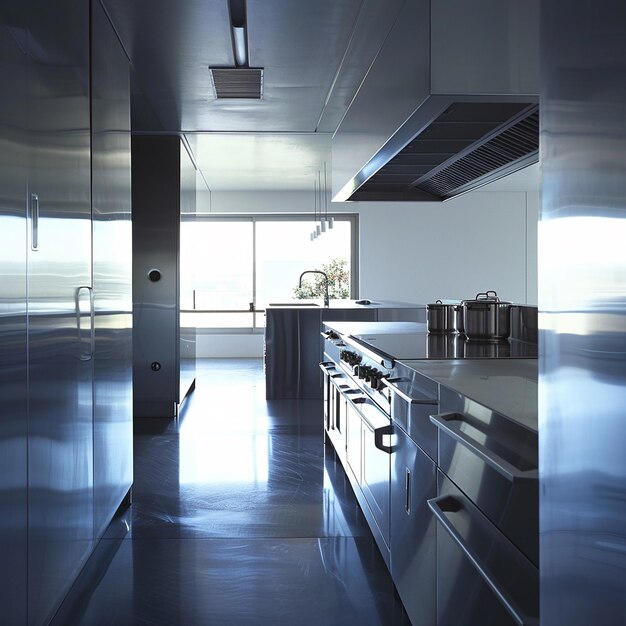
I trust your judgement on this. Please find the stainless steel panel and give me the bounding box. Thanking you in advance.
[540,3,626,624]
[26,1,94,622]
[437,386,538,565]
[132,135,180,418]
[387,363,439,461]
[0,11,28,622]
[359,400,391,548]
[91,0,133,539]
[432,473,539,626]
[390,427,436,626]
[345,400,362,484]
[265,308,322,399]
[179,142,196,404]
[430,0,539,95]
[332,0,430,200]
[101,0,364,133]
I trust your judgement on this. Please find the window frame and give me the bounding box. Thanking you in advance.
[180,213,359,333]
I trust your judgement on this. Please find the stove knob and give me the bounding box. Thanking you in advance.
[359,365,370,380]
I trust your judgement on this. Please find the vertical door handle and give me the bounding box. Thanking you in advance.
[76,286,94,361]
[30,193,39,250]
[405,467,411,514]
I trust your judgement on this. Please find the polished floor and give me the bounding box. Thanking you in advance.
[52,359,409,625]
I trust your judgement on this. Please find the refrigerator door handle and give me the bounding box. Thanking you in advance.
[29,193,39,250]
[76,286,94,361]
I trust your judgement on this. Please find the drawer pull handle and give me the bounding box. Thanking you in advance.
[430,413,537,483]
[428,495,538,626]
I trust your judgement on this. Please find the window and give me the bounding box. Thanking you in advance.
[180,215,357,331]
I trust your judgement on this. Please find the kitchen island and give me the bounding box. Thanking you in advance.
[320,320,538,626]
[264,300,424,399]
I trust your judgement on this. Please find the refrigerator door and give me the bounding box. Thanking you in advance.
[0,9,29,622]
[26,1,94,623]
[91,0,133,539]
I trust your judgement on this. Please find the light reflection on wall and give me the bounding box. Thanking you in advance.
[540,215,626,314]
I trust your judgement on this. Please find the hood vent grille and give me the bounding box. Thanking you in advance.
[349,102,538,201]
[415,107,539,198]
[209,67,264,99]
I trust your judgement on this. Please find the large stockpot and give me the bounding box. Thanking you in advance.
[462,291,512,341]
[426,300,463,334]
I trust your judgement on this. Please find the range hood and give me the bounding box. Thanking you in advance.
[332,0,540,202]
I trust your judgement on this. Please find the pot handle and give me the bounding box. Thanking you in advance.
[475,290,499,301]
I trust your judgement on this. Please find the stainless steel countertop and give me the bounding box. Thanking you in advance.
[267,300,424,310]
[324,320,426,332]
[401,359,538,432]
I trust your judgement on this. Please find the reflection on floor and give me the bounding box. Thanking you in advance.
[52,359,409,625]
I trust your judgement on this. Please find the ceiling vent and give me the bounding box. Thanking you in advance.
[209,67,264,99]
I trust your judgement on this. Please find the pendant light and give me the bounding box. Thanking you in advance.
[320,169,327,233]
[311,177,318,241]
[324,162,334,229]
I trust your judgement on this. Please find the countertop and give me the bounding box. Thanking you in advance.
[266,300,424,310]
[401,358,538,433]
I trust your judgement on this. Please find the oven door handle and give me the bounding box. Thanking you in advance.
[319,362,343,378]
[430,412,538,483]
[428,495,539,626]
[374,424,393,454]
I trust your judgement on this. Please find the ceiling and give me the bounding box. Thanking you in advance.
[101,0,540,194]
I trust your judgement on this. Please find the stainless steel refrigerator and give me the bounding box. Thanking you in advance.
[0,2,133,622]
[540,3,626,624]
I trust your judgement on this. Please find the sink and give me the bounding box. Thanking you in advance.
[269,302,320,307]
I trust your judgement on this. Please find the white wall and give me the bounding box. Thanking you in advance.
[195,186,539,357]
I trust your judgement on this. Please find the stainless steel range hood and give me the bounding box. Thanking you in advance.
[332,0,540,202]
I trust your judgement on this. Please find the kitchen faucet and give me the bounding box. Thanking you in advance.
[299,270,330,307]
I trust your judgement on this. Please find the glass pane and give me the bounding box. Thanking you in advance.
[255,220,351,308]
[181,312,254,329]
[180,221,253,311]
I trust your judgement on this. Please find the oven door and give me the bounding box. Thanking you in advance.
[429,474,539,626]
[351,395,392,549]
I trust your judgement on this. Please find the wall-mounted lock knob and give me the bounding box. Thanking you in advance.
[148,269,161,282]
[151,361,162,371]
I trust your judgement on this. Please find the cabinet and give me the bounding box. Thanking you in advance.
[390,426,437,626]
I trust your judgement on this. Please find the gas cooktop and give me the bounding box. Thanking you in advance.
[325,321,538,361]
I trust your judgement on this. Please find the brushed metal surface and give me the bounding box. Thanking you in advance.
[26,1,94,623]
[91,0,133,540]
[0,11,28,622]
[433,474,539,626]
[390,427,436,626]
[540,2,626,624]
[265,308,323,399]
[100,0,365,133]
[132,135,180,418]
[437,386,538,566]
